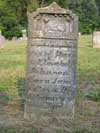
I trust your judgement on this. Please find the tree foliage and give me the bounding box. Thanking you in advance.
[0,0,100,38]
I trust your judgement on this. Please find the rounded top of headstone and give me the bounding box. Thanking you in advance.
[28,2,77,20]
[22,29,27,33]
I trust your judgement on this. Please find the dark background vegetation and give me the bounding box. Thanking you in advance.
[0,0,100,39]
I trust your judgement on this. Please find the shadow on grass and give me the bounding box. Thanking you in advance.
[0,90,10,106]
[0,128,38,133]
[87,45,92,48]
[73,128,100,133]
[17,78,25,111]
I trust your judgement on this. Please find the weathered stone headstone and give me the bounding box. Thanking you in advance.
[0,30,5,49]
[12,36,17,41]
[78,32,81,36]
[24,2,78,131]
[93,31,100,48]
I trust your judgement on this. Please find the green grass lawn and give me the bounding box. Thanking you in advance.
[76,35,100,132]
[0,35,100,132]
[0,40,26,100]
[78,35,100,101]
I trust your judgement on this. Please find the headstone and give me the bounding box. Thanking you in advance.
[78,32,81,36]
[12,36,17,40]
[22,29,27,40]
[0,30,5,49]
[93,31,100,48]
[24,2,78,131]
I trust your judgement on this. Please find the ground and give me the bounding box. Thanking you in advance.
[0,35,100,132]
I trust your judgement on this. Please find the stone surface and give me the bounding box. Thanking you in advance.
[12,36,17,40]
[22,29,27,40]
[0,31,5,49]
[24,2,78,131]
[93,31,100,48]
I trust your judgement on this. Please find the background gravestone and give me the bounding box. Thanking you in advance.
[0,30,5,49]
[93,31,100,48]
[24,2,78,131]
[22,29,27,40]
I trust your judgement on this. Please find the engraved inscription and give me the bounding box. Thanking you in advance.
[26,43,76,109]
[26,43,77,109]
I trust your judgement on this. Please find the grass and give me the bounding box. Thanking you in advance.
[78,35,100,97]
[85,89,100,101]
[76,35,100,132]
[0,40,26,100]
[0,128,38,133]
[0,35,100,132]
